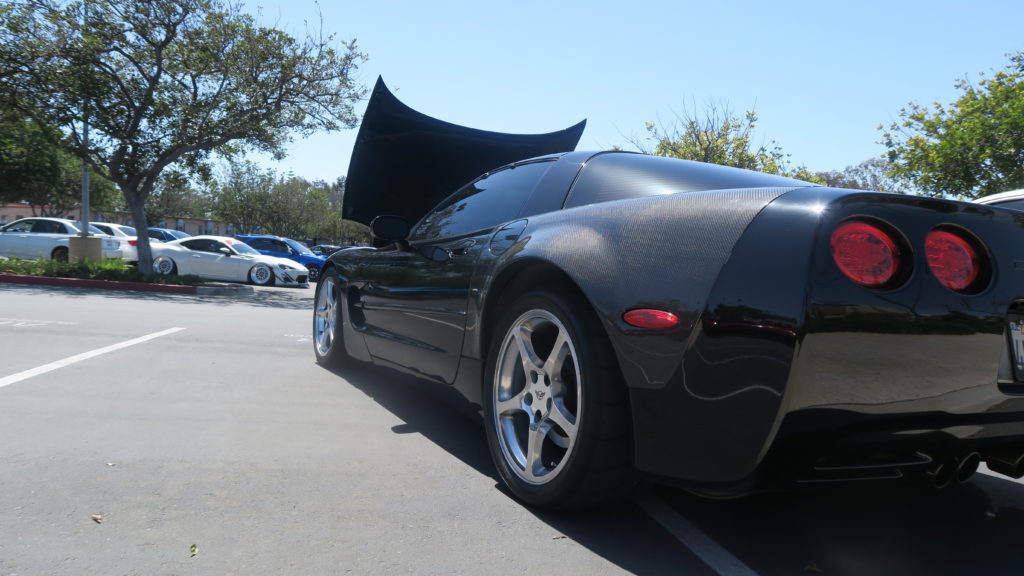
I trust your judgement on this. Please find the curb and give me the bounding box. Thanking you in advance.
[0,273,253,296]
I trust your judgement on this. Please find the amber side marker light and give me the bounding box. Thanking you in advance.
[623,309,679,329]
[830,220,902,288]
[926,228,985,292]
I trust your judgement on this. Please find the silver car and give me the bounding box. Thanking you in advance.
[0,217,122,261]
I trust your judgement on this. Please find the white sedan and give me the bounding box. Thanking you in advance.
[150,235,310,287]
[0,217,122,261]
[91,221,149,263]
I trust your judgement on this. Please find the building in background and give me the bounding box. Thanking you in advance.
[0,202,231,237]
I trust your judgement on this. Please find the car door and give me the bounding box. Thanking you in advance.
[179,238,239,280]
[355,160,555,383]
[0,219,35,258]
[26,219,70,259]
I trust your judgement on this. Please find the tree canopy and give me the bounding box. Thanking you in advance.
[634,100,819,182]
[0,0,365,272]
[814,157,905,193]
[210,161,368,245]
[0,103,119,215]
[881,51,1024,199]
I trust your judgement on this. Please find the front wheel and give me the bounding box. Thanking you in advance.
[484,289,633,508]
[306,264,321,282]
[313,267,350,367]
[248,263,274,286]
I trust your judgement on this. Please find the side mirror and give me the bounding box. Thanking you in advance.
[219,247,233,256]
[370,215,410,242]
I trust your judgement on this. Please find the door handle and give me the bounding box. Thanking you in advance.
[449,240,476,257]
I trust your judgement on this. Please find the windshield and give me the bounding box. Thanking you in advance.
[121,226,137,236]
[284,238,314,255]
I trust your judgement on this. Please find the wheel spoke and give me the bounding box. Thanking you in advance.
[546,399,577,445]
[524,421,552,480]
[513,323,545,373]
[542,328,571,380]
[495,387,530,418]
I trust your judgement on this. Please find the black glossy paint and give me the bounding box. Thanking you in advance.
[330,107,1024,493]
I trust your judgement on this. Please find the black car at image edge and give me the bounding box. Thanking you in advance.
[312,77,1024,508]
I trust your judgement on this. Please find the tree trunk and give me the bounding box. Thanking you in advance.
[124,192,154,277]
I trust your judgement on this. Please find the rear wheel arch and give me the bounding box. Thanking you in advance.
[481,261,584,364]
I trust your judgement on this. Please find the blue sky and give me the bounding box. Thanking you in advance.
[244,0,1023,184]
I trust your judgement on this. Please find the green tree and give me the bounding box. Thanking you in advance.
[882,52,1024,199]
[0,105,119,215]
[211,160,274,234]
[0,0,365,273]
[145,170,213,225]
[634,100,818,180]
[815,157,906,193]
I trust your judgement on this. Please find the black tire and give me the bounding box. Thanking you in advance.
[306,264,321,283]
[248,263,274,286]
[313,267,350,367]
[483,289,633,508]
[51,247,68,262]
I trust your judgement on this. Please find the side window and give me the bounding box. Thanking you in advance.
[6,220,35,233]
[31,220,64,233]
[248,238,272,251]
[411,161,553,240]
[181,239,221,253]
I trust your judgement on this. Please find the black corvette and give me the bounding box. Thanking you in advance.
[314,78,1024,507]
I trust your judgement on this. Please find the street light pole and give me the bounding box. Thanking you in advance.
[79,101,90,238]
[70,0,100,261]
[78,0,90,239]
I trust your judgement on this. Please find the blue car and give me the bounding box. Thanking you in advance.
[235,234,326,282]
[148,227,191,242]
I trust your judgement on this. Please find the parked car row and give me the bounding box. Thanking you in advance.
[0,217,125,261]
[0,216,331,288]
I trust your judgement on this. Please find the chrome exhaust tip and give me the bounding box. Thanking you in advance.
[956,452,981,483]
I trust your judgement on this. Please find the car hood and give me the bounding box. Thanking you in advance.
[343,76,586,227]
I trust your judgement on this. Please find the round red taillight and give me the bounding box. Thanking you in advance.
[925,229,982,292]
[831,220,902,288]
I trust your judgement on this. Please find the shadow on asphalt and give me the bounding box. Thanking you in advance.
[0,283,313,311]
[326,360,1024,575]
[655,471,1024,575]
[323,361,714,575]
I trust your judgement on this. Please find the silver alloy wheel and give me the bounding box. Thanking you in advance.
[152,256,175,275]
[314,277,338,357]
[492,308,581,485]
[249,264,272,285]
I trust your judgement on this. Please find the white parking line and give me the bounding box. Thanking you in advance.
[636,487,759,576]
[0,327,185,390]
